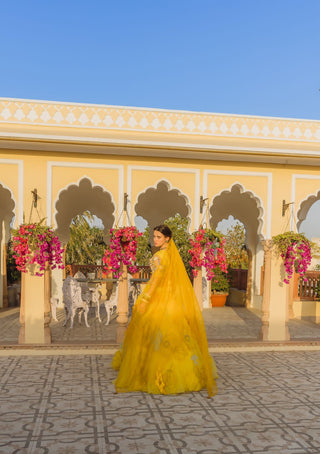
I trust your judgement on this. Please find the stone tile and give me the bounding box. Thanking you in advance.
[1,319,320,452]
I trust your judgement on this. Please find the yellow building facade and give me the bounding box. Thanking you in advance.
[1,97,320,342]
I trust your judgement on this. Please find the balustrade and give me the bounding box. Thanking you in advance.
[295,271,320,301]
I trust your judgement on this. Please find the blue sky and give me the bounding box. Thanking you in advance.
[1,0,320,237]
[1,0,319,119]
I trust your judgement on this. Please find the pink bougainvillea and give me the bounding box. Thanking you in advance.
[272,232,312,284]
[188,227,227,281]
[102,227,142,278]
[12,223,64,276]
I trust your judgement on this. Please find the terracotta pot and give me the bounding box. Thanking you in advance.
[210,293,228,307]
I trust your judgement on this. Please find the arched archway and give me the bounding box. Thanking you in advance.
[0,183,16,307]
[54,177,116,243]
[134,180,191,229]
[209,184,265,245]
[209,184,265,309]
[51,177,116,308]
[296,189,320,236]
[0,183,15,237]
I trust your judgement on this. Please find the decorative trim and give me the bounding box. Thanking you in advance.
[127,166,200,229]
[47,162,124,227]
[2,131,320,160]
[203,170,272,238]
[0,159,23,225]
[1,97,320,144]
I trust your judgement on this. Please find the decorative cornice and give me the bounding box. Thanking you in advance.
[1,97,320,143]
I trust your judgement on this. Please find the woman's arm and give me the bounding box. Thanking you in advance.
[136,252,166,310]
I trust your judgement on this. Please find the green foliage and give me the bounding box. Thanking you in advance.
[6,240,21,284]
[272,231,310,256]
[164,214,193,278]
[135,226,152,265]
[310,241,320,260]
[211,266,230,293]
[223,221,248,269]
[65,212,106,264]
[272,231,312,283]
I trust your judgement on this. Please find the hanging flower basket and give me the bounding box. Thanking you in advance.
[11,221,65,277]
[188,227,227,281]
[102,226,142,278]
[272,231,312,284]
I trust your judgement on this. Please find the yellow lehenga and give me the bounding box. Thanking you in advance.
[112,238,218,397]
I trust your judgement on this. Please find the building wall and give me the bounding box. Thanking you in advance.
[1,98,320,320]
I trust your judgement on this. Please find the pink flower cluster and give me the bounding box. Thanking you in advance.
[12,224,64,276]
[281,240,312,284]
[102,227,142,278]
[188,228,227,281]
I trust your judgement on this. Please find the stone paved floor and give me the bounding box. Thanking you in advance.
[1,306,320,346]
[1,350,320,453]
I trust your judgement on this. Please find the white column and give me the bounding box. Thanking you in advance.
[260,241,290,341]
[51,267,64,307]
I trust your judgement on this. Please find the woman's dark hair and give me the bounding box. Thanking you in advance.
[153,224,172,238]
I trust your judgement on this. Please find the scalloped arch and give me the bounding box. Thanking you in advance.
[296,190,320,232]
[54,177,116,243]
[209,183,265,243]
[134,179,192,229]
[0,182,16,243]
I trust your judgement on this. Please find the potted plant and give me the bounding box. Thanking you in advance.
[272,231,311,284]
[189,227,227,280]
[11,220,64,276]
[210,266,230,307]
[102,226,142,278]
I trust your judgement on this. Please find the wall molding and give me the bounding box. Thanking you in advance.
[1,97,320,144]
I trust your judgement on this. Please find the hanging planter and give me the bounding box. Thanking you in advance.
[272,231,312,284]
[188,227,227,281]
[102,226,142,278]
[11,220,64,276]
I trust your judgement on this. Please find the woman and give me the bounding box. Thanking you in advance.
[112,224,218,397]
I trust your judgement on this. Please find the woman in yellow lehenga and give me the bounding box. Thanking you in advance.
[112,225,218,397]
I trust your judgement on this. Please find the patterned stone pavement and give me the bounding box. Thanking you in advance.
[1,350,320,453]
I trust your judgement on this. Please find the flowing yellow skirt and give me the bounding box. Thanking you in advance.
[112,297,218,396]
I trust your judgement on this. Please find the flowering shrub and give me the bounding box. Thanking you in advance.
[211,266,230,293]
[188,227,227,281]
[272,231,312,284]
[102,226,142,278]
[11,222,64,276]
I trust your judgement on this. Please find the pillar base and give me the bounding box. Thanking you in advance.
[44,326,52,344]
[116,313,129,325]
[18,325,25,344]
[18,325,52,344]
[116,325,127,344]
[259,322,290,341]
